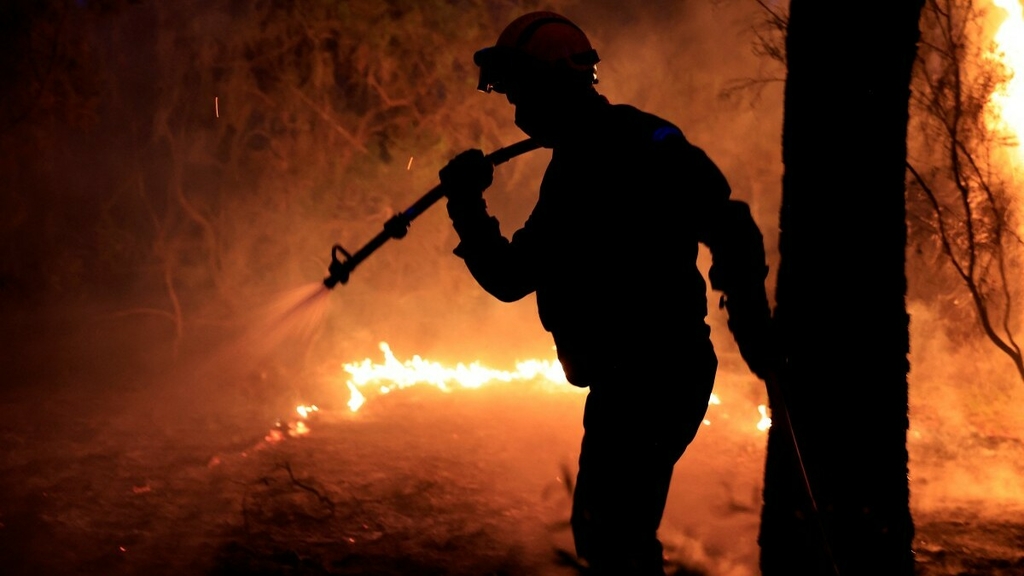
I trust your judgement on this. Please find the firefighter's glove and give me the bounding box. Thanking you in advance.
[723,296,782,382]
[440,149,493,214]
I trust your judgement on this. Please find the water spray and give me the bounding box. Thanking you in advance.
[323,138,542,289]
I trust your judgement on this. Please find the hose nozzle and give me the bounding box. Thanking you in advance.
[324,244,352,289]
[320,138,541,291]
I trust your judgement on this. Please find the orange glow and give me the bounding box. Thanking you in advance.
[989,0,1024,160]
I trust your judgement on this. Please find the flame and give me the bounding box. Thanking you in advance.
[336,342,767,432]
[341,342,573,412]
[702,393,722,426]
[261,403,320,445]
[346,381,365,412]
[756,404,772,432]
[285,404,318,437]
[989,0,1024,157]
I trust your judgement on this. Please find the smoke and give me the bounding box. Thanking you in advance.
[903,0,1024,516]
[0,0,785,363]
[263,0,792,371]
[907,300,1024,515]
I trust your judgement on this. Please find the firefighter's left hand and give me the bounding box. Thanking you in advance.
[724,298,783,382]
[736,324,782,382]
[439,149,493,203]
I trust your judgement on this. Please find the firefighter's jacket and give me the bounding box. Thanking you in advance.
[448,102,771,385]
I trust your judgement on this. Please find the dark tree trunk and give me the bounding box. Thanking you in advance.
[759,2,924,575]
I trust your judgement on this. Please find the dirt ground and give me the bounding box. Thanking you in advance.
[1,304,1023,576]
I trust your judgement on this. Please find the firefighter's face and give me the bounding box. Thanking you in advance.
[503,76,572,146]
[477,50,589,146]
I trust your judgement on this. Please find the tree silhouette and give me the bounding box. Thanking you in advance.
[759,1,922,574]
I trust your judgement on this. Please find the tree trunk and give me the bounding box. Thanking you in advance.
[759,2,924,574]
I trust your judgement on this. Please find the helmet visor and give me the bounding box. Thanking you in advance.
[474,46,514,94]
[473,45,600,94]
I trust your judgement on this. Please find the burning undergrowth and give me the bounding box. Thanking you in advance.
[0,302,767,576]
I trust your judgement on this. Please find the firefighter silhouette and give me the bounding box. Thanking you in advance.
[439,11,776,575]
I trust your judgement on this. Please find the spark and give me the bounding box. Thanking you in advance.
[407,156,414,170]
[215,96,219,118]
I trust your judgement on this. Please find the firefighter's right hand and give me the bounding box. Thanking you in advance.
[719,289,782,382]
[439,149,493,204]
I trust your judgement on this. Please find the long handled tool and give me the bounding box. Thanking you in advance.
[323,138,542,289]
[763,370,841,576]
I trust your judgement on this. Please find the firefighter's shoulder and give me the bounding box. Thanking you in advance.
[606,104,688,147]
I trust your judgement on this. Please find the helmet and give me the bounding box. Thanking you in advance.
[474,11,600,94]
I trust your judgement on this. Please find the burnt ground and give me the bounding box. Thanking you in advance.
[1,304,1023,576]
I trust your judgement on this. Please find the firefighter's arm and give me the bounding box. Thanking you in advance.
[684,148,779,381]
[704,200,779,381]
[440,149,537,302]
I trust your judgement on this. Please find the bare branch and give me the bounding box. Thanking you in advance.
[909,0,1024,382]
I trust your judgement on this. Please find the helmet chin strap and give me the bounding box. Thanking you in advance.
[513,107,552,145]
[513,86,606,145]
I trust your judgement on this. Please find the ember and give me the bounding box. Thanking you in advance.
[757,404,772,432]
[263,403,321,444]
